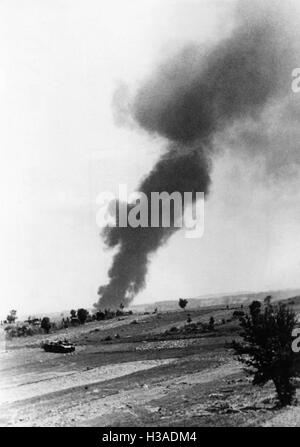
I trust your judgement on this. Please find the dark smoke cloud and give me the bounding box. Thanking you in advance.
[218,94,300,183]
[97,148,210,308]
[95,1,294,309]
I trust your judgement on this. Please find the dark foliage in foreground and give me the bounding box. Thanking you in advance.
[232,299,297,407]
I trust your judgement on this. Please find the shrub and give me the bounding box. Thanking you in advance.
[6,310,17,324]
[4,324,17,338]
[41,317,51,334]
[178,298,188,310]
[232,301,297,407]
[95,311,105,321]
[5,323,42,338]
[104,309,116,319]
[77,308,89,324]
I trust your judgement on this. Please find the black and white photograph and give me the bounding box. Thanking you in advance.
[1,0,300,429]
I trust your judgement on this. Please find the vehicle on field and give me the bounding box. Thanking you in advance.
[42,339,75,353]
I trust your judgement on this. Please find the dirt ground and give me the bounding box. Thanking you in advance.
[0,306,299,427]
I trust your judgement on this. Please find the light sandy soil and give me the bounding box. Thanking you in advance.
[0,357,177,405]
[263,405,300,427]
[0,308,299,427]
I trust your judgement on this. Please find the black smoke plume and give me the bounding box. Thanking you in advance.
[95,2,292,309]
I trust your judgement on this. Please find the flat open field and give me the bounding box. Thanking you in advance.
[1,305,300,427]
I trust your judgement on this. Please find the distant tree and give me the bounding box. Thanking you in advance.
[233,310,245,319]
[77,308,89,324]
[232,301,297,407]
[178,298,188,310]
[95,311,105,321]
[104,309,115,319]
[41,317,51,334]
[208,316,215,331]
[120,303,125,310]
[7,310,17,324]
[70,309,77,318]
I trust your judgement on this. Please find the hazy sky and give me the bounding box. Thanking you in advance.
[1,0,300,318]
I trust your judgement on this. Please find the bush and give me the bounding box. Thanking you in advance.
[178,298,188,310]
[5,323,42,338]
[41,317,51,334]
[6,310,17,324]
[104,309,116,319]
[77,308,89,324]
[95,311,105,321]
[4,324,17,338]
[18,324,33,336]
[232,301,297,407]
